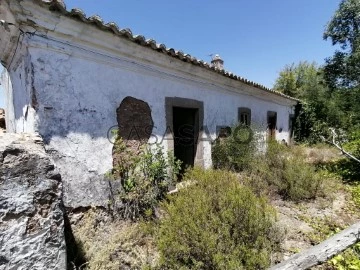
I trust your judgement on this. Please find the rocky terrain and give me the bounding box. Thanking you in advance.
[0,133,66,270]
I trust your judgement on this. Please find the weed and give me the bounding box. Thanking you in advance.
[300,216,345,245]
[72,209,159,270]
[109,137,181,220]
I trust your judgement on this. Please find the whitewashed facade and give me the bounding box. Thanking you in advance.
[0,0,298,208]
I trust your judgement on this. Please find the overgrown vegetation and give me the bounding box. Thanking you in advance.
[155,168,282,270]
[273,0,360,150]
[71,209,158,270]
[260,142,328,201]
[328,243,360,270]
[212,124,257,171]
[72,1,360,268]
[212,126,328,202]
[108,137,181,220]
[300,216,345,245]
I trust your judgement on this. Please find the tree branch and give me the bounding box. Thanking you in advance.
[321,128,360,164]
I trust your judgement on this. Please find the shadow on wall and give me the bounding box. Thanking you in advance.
[1,60,157,143]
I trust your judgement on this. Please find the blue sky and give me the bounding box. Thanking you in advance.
[0,0,341,108]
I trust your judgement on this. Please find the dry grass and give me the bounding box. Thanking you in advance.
[72,209,159,270]
[304,144,341,165]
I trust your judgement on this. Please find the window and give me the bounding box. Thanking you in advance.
[238,107,251,126]
[267,111,277,140]
[289,114,295,139]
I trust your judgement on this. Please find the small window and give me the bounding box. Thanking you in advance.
[238,107,251,126]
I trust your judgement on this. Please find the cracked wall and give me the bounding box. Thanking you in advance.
[0,2,295,209]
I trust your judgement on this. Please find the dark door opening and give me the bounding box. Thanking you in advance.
[267,111,277,140]
[173,107,199,174]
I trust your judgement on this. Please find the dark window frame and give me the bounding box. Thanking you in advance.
[267,111,277,140]
[238,107,251,126]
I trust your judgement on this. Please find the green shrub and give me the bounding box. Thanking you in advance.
[212,130,326,201]
[212,124,258,171]
[324,128,360,182]
[249,142,326,201]
[156,168,281,270]
[329,243,360,270]
[350,183,360,208]
[109,138,181,220]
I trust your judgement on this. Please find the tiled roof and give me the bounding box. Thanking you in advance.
[34,0,299,102]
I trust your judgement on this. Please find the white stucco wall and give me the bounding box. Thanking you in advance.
[0,1,297,208]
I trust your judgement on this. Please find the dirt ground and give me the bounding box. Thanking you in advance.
[273,180,360,265]
[271,145,360,267]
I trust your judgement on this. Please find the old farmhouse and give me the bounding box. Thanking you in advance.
[0,0,298,208]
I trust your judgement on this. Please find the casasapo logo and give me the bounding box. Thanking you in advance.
[107,124,253,145]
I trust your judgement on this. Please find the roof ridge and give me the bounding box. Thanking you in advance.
[34,0,299,102]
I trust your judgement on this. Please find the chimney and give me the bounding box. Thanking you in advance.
[211,54,224,69]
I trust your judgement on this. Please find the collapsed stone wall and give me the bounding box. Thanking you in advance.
[0,133,66,270]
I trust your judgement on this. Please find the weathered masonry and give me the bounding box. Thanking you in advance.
[0,0,298,208]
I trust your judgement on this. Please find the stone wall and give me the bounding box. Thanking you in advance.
[0,133,66,270]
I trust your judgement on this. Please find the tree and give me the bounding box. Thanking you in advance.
[323,0,360,89]
[274,62,346,142]
[274,61,326,100]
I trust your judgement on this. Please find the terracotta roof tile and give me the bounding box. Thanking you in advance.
[33,0,299,102]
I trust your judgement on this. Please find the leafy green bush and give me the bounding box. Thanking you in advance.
[109,138,181,220]
[327,130,360,182]
[156,168,281,270]
[212,124,258,171]
[329,243,360,270]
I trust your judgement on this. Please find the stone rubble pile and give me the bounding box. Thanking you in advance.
[0,133,66,270]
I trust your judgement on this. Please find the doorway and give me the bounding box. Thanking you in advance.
[165,97,204,172]
[267,111,277,140]
[173,107,199,174]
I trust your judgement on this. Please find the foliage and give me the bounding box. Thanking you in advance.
[211,123,258,171]
[344,129,360,157]
[321,0,360,148]
[329,244,360,270]
[300,216,344,245]
[274,61,325,99]
[297,214,360,270]
[274,0,360,142]
[329,158,360,182]
[300,215,360,270]
[325,130,360,181]
[109,137,181,220]
[156,168,281,270]
[250,142,327,201]
[273,61,349,143]
[350,183,360,207]
[323,0,360,89]
[213,136,329,201]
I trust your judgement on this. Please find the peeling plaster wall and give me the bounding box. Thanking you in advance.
[1,68,15,132]
[18,36,294,208]
[0,3,296,208]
